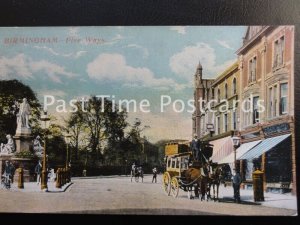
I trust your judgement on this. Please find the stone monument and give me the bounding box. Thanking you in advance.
[14,98,33,153]
[0,98,36,182]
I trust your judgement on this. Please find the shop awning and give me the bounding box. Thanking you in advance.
[210,136,233,163]
[239,134,291,161]
[219,140,261,164]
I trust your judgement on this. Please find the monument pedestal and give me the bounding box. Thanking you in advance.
[11,158,36,182]
[14,127,33,153]
[10,127,36,182]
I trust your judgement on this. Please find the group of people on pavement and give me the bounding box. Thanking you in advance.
[34,160,56,184]
[2,160,15,186]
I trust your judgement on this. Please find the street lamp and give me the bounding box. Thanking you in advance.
[64,132,72,169]
[40,111,50,191]
[231,134,241,171]
[64,132,72,183]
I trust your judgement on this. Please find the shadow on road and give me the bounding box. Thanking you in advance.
[219,197,261,206]
[60,208,219,215]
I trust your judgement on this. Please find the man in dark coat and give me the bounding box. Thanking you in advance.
[232,169,242,203]
[190,134,201,161]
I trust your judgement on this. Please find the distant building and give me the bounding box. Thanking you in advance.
[193,61,240,173]
[192,62,214,138]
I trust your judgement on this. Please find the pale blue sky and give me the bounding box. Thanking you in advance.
[0,26,246,141]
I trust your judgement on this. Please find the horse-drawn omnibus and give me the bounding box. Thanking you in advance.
[162,140,222,200]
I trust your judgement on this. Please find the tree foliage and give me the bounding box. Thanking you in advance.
[0,79,40,142]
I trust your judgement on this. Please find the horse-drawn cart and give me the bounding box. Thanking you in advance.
[162,140,219,200]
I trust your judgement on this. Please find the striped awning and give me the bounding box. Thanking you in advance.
[219,140,262,164]
[210,136,233,163]
[239,134,291,161]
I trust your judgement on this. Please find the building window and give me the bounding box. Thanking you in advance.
[274,85,278,117]
[252,96,259,124]
[212,88,214,99]
[233,111,237,130]
[225,83,228,99]
[280,83,288,115]
[217,116,220,135]
[224,113,228,132]
[249,57,257,83]
[274,36,285,68]
[207,89,210,102]
[233,78,237,95]
[269,87,273,118]
[217,89,220,103]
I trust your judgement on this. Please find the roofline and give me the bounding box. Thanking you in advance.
[211,61,239,86]
[236,26,274,55]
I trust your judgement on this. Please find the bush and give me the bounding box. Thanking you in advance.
[14,150,37,159]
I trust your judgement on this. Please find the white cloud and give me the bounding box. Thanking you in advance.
[0,54,76,82]
[34,46,87,59]
[0,54,32,79]
[87,53,185,90]
[170,26,187,35]
[169,42,236,81]
[216,39,234,50]
[30,60,76,83]
[124,44,149,58]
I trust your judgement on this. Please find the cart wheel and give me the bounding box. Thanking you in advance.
[162,172,171,196]
[171,177,179,198]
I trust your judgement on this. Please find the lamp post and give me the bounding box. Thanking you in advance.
[64,132,72,182]
[231,135,241,171]
[40,111,50,191]
[64,132,72,169]
[125,159,128,176]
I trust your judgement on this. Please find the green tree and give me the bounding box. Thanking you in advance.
[66,96,128,167]
[0,79,40,142]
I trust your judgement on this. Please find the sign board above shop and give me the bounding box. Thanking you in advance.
[263,123,290,137]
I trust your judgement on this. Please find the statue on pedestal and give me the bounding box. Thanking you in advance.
[16,98,31,130]
[33,135,44,157]
[0,134,15,154]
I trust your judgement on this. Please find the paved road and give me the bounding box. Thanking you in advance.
[0,175,297,215]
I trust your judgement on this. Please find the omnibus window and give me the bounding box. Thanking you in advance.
[172,158,176,168]
[176,158,180,168]
[167,158,171,168]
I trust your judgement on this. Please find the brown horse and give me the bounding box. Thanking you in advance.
[183,167,209,201]
[207,164,223,201]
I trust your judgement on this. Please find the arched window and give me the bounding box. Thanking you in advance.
[233,78,237,95]
[225,83,228,99]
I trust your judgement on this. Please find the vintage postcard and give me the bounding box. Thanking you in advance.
[0,26,297,215]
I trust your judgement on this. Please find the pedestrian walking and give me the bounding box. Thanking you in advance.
[2,161,12,187]
[35,160,42,185]
[152,167,158,183]
[232,169,242,203]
